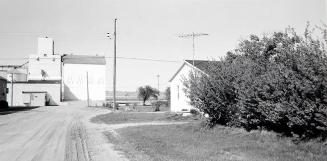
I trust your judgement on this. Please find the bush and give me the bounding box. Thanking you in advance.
[184,25,327,139]
[151,100,166,111]
[190,108,200,115]
[0,100,8,109]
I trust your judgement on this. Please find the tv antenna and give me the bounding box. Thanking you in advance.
[178,32,209,65]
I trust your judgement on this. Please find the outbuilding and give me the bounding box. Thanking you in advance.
[169,60,212,112]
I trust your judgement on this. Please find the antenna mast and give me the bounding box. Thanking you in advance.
[178,32,209,65]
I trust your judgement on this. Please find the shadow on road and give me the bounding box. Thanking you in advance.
[0,106,40,115]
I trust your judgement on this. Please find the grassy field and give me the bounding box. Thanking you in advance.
[91,112,198,124]
[92,112,327,161]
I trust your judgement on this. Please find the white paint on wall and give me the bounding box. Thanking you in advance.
[28,54,61,81]
[63,64,105,101]
[170,63,194,112]
[38,37,54,56]
[7,83,61,106]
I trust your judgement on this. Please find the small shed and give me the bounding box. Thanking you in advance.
[22,91,46,107]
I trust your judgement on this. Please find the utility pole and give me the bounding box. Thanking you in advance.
[86,72,90,107]
[156,74,160,92]
[11,73,13,107]
[113,18,117,110]
[178,32,209,65]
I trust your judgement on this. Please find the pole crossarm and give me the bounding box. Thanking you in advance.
[178,32,209,65]
[178,33,209,38]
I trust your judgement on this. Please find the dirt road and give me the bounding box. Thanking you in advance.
[0,102,127,161]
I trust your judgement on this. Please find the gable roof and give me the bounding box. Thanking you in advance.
[62,55,106,65]
[169,59,217,82]
[184,60,213,73]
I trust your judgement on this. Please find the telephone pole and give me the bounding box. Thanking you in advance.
[178,32,209,65]
[106,19,117,110]
[86,72,90,107]
[113,18,117,110]
[156,74,160,91]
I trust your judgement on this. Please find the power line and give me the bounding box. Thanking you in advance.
[0,56,181,63]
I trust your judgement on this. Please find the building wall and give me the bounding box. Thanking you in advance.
[37,37,54,56]
[7,83,61,106]
[63,64,105,101]
[170,64,194,112]
[28,54,61,81]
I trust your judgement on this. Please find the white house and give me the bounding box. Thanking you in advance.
[62,55,106,101]
[169,60,211,112]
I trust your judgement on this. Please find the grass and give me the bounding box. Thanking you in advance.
[92,112,327,161]
[117,105,170,112]
[107,122,327,161]
[91,112,199,124]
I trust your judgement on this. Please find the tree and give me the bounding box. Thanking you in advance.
[184,25,327,139]
[165,87,171,106]
[137,85,159,106]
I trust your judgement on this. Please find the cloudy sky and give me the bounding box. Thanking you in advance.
[0,0,325,91]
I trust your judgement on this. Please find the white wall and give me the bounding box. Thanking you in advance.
[7,83,61,106]
[170,63,194,112]
[28,54,61,80]
[63,64,105,101]
[38,37,54,56]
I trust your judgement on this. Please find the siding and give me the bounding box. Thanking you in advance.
[170,64,193,112]
[63,64,106,101]
[7,83,61,106]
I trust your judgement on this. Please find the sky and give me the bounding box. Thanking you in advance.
[0,0,325,91]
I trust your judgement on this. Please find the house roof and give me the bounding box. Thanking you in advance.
[169,59,217,82]
[184,60,213,73]
[62,55,106,65]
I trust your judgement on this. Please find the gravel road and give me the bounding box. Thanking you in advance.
[0,102,127,161]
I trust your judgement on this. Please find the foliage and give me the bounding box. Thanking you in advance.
[184,25,327,139]
[151,100,166,111]
[137,85,159,105]
[165,87,171,107]
[190,108,200,115]
[0,100,8,109]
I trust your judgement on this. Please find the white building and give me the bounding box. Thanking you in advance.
[62,55,106,101]
[169,60,211,112]
[28,37,61,81]
[4,37,107,106]
[6,37,62,106]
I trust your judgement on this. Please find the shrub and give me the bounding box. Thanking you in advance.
[151,100,164,111]
[0,100,8,109]
[190,108,200,115]
[184,25,327,139]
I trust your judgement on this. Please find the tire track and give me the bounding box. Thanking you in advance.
[65,121,91,161]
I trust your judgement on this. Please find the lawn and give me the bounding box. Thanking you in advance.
[93,112,327,161]
[91,112,199,124]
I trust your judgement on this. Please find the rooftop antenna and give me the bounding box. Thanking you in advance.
[178,32,209,66]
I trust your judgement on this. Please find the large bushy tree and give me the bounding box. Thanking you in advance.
[185,25,327,139]
[137,85,159,105]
